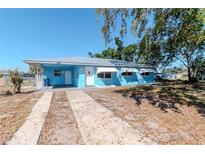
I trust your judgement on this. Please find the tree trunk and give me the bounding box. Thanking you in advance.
[16,85,21,93]
[187,67,192,82]
[13,86,16,94]
[187,67,198,83]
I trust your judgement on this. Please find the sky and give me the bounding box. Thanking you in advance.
[0,8,181,72]
[0,8,139,71]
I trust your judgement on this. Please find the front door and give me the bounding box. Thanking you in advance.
[85,67,94,86]
[65,71,72,84]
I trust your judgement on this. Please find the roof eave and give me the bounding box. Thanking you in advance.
[23,60,152,68]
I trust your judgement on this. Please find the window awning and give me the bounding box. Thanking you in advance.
[97,67,118,74]
[140,68,156,73]
[121,68,138,73]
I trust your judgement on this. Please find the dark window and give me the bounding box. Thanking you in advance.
[141,72,150,76]
[121,72,126,76]
[141,72,145,76]
[97,73,104,78]
[97,72,112,79]
[127,72,132,76]
[54,70,61,77]
[121,72,133,76]
[105,72,111,78]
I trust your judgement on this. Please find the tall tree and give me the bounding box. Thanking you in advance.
[96,9,152,43]
[158,9,205,82]
[114,37,124,60]
[88,37,137,62]
[88,47,118,59]
[96,8,205,82]
[122,44,138,62]
[137,29,163,70]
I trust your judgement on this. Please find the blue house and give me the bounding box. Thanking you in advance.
[24,57,155,88]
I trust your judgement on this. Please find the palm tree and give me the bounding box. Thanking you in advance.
[9,70,23,93]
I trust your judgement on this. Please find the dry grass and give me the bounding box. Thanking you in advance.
[0,78,4,87]
[38,91,84,145]
[0,91,43,144]
[0,78,6,93]
[0,77,36,94]
[85,82,205,144]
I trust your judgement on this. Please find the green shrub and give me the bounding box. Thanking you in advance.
[8,70,23,94]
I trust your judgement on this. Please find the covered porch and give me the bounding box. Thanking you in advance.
[42,64,79,87]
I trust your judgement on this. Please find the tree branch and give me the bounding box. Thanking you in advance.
[175,56,188,68]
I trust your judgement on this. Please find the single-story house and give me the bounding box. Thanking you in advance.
[0,70,9,77]
[23,57,155,88]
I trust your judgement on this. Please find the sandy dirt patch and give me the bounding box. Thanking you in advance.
[0,92,43,144]
[38,91,84,145]
[85,83,205,145]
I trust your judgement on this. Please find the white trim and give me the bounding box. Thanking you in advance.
[140,68,156,73]
[36,74,43,89]
[121,68,138,73]
[96,67,118,74]
[36,64,43,89]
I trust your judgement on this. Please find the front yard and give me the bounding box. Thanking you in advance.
[0,77,36,95]
[0,91,43,144]
[38,91,84,144]
[0,77,43,144]
[1,78,205,145]
[85,82,205,144]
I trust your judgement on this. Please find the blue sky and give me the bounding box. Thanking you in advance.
[0,8,181,72]
[0,8,139,71]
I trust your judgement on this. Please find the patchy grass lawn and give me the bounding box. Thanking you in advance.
[85,82,205,144]
[38,91,84,145]
[0,91,43,144]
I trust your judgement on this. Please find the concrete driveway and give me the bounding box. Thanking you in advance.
[66,90,155,144]
[7,88,155,145]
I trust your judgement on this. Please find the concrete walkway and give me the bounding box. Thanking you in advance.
[66,90,155,144]
[7,91,53,145]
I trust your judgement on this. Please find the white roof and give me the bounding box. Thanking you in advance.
[24,57,153,68]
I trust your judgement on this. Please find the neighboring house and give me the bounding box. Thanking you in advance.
[175,72,188,80]
[199,72,205,80]
[0,70,9,78]
[163,73,176,80]
[0,70,9,86]
[156,72,188,80]
[155,73,172,80]
[23,57,155,88]
[0,69,35,86]
[201,74,205,80]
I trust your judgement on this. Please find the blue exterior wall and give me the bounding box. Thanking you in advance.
[43,65,75,86]
[42,65,155,87]
[72,66,78,87]
[94,67,154,87]
[140,72,155,84]
[94,67,120,86]
[77,66,86,88]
